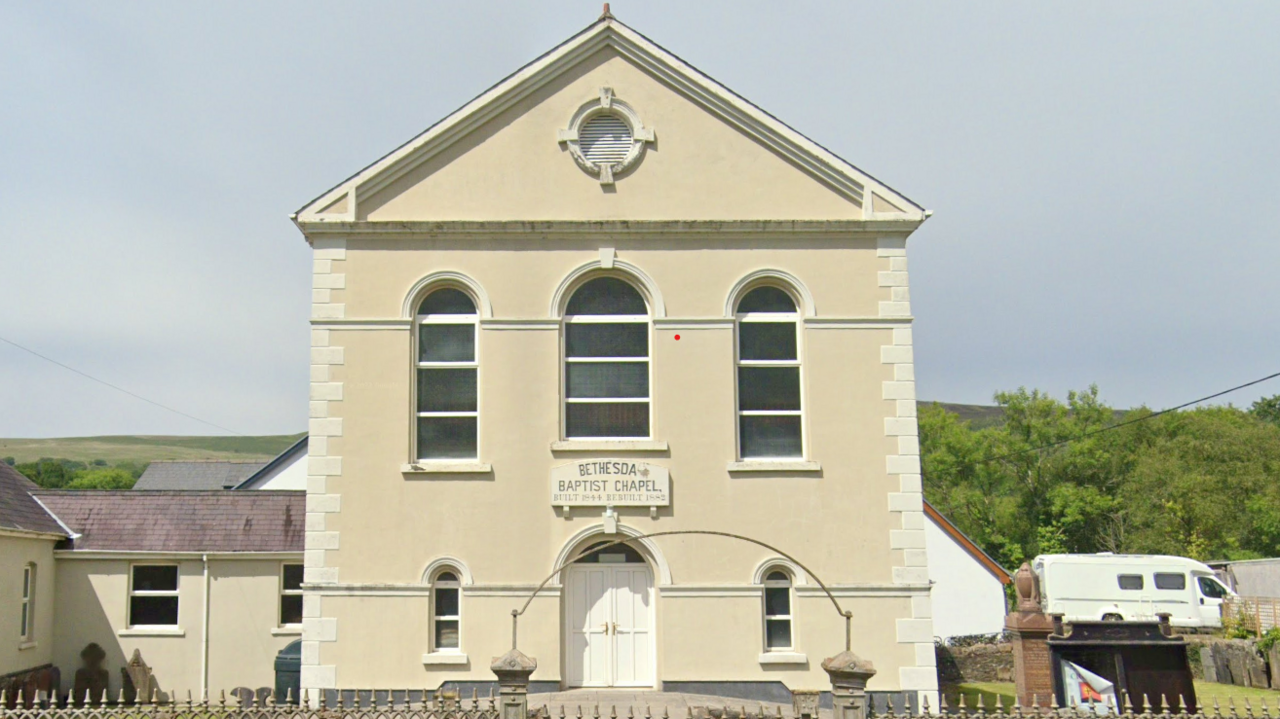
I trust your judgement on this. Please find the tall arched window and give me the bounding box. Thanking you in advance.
[430,570,461,652]
[416,288,478,460]
[563,277,650,439]
[762,569,794,652]
[735,286,803,458]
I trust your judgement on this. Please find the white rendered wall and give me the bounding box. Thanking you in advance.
[925,515,1007,639]
[250,452,308,490]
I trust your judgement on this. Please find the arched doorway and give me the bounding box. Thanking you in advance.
[563,540,655,688]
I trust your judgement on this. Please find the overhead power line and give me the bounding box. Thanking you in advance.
[976,370,1280,465]
[0,334,245,436]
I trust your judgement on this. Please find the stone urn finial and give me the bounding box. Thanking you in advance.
[1014,562,1042,613]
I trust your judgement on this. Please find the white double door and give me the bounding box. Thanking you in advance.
[565,564,654,687]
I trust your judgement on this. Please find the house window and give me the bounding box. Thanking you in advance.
[1117,574,1144,591]
[1155,573,1186,591]
[417,288,479,460]
[129,565,179,627]
[431,571,461,651]
[763,569,794,651]
[563,277,650,439]
[280,564,304,626]
[735,286,803,458]
[20,564,34,641]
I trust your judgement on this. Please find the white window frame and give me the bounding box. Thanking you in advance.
[279,563,304,627]
[20,563,34,641]
[562,284,652,441]
[734,290,805,461]
[430,569,462,653]
[762,569,795,652]
[128,564,180,628]
[414,295,480,461]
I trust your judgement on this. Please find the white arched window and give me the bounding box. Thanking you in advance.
[762,569,794,652]
[416,288,478,460]
[735,286,803,458]
[430,570,461,652]
[563,277,651,439]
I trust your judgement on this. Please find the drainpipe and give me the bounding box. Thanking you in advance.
[201,554,210,699]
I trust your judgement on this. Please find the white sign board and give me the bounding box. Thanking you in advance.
[550,460,670,507]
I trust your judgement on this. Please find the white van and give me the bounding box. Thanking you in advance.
[1034,553,1236,628]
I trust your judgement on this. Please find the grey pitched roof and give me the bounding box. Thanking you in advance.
[133,460,267,490]
[0,462,68,536]
[32,490,303,552]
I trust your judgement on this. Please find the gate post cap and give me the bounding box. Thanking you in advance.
[822,651,876,684]
[491,649,537,677]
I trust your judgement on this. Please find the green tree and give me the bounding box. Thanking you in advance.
[1252,395,1280,426]
[64,468,137,490]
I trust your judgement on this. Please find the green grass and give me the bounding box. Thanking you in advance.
[942,682,1280,709]
[0,434,305,464]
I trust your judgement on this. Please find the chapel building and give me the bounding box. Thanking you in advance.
[293,11,935,706]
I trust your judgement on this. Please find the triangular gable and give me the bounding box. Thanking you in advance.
[924,500,1012,585]
[294,15,924,224]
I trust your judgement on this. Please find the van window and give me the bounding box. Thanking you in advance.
[1198,576,1227,599]
[1117,574,1144,590]
[1155,573,1186,590]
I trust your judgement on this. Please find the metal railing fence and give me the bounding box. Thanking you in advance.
[0,688,1264,719]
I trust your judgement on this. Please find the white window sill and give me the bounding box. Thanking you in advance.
[118,627,185,637]
[271,627,303,636]
[18,641,37,651]
[552,440,669,452]
[422,652,468,665]
[402,462,492,474]
[758,652,808,665]
[728,461,821,472]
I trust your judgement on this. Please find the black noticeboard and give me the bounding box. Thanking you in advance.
[1048,620,1196,713]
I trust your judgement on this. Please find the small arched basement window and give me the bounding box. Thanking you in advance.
[563,277,650,439]
[416,289,478,460]
[762,569,794,652]
[735,286,803,459]
[431,570,461,652]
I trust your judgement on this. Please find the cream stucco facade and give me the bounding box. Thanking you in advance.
[47,554,302,698]
[294,13,934,706]
[0,531,58,678]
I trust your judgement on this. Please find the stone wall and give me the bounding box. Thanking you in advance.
[935,643,1014,684]
[1186,637,1278,689]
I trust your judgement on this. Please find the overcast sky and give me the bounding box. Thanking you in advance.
[1,1,1278,438]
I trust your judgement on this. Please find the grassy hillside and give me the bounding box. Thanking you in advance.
[0,433,305,464]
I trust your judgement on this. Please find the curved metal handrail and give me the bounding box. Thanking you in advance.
[510,530,854,651]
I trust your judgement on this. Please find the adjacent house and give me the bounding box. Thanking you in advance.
[291,10,934,707]
[132,437,309,492]
[923,502,1011,640]
[0,462,303,700]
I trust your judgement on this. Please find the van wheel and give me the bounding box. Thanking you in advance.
[1102,613,1123,621]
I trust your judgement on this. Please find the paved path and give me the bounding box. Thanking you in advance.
[528,691,827,719]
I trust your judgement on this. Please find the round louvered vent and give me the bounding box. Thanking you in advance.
[579,114,633,166]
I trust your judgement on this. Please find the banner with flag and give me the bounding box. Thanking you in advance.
[1062,661,1118,715]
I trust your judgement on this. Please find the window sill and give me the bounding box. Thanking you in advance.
[552,440,669,452]
[18,641,37,651]
[758,652,808,665]
[118,627,185,637]
[271,627,303,636]
[728,461,821,472]
[402,462,492,474]
[422,652,468,666]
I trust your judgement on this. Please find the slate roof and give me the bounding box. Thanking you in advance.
[234,436,308,490]
[0,462,67,536]
[133,460,267,490]
[32,490,303,552]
